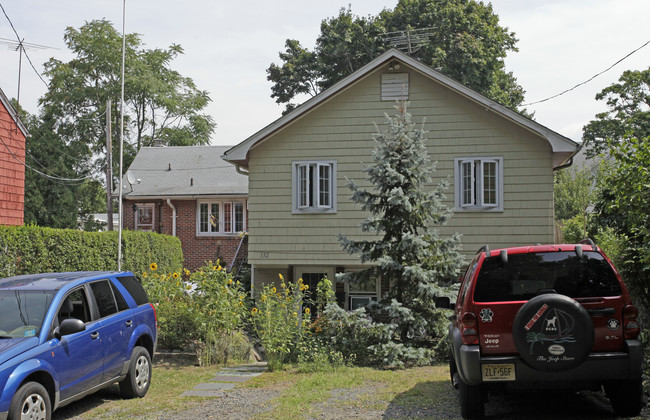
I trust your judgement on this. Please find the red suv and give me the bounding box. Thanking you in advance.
[439,240,643,419]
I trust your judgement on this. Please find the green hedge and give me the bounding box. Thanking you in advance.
[0,225,183,278]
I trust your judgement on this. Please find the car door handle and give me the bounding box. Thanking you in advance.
[125,320,133,327]
[90,332,100,340]
[587,308,616,316]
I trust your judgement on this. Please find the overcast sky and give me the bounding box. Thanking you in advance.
[1,0,648,146]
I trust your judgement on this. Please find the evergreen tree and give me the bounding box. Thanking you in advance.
[336,102,463,361]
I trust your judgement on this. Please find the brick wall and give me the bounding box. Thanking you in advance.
[0,101,26,226]
[123,198,248,271]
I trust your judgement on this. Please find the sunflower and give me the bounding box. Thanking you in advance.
[172,272,180,279]
[305,308,311,314]
[251,307,259,315]
[149,263,158,271]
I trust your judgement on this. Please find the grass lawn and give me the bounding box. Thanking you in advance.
[246,364,452,418]
[53,360,217,419]
[52,361,451,419]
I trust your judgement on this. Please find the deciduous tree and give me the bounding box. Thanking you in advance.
[268,0,525,112]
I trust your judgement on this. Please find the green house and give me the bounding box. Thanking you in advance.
[223,49,580,309]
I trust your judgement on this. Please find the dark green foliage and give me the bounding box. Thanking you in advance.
[582,68,650,157]
[0,225,182,278]
[268,0,525,112]
[592,137,650,313]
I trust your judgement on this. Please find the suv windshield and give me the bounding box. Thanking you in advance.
[0,290,55,338]
[474,251,621,302]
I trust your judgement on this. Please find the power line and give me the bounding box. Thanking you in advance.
[0,134,95,183]
[0,2,51,92]
[522,39,650,106]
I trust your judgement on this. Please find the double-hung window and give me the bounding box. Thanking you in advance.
[197,199,246,236]
[135,204,155,231]
[292,160,337,213]
[454,157,503,211]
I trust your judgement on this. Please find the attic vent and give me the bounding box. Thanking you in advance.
[381,73,409,101]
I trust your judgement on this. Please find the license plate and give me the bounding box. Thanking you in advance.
[482,363,515,381]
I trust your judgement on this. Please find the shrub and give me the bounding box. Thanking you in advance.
[0,225,182,278]
[249,275,310,371]
[318,303,435,369]
[142,261,250,365]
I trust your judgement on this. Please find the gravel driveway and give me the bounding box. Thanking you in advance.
[156,383,650,419]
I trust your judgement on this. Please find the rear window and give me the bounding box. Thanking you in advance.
[116,276,149,305]
[474,251,621,302]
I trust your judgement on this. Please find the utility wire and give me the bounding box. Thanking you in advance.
[0,2,50,89]
[0,130,95,183]
[522,39,650,106]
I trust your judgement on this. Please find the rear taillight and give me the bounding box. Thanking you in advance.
[150,303,159,329]
[461,312,479,345]
[623,305,640,339]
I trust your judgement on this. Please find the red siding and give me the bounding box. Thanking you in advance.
[0,99,26,226]
[122,199,248,271]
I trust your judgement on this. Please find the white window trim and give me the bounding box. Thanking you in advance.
[292,160,337,214]
[454,156,504,212]
[135,203,155,231]
[196,198,247,236]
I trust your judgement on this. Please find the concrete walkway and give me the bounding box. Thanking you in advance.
[181,362,268,397]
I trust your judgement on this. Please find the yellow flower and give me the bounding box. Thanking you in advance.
[239,301,243,306]
[261,295,267,302]
[305,308,311,314]
[150,263,158,271]
[184,268,190,276]
[142,272,148,278]
[172,272,179,279]
[298,278,303,284]
[304,285,309,290]
[251,308,258,315]
[217,265,223,271]
[278,273,284,281]
[228,278,233,285]
[272,287,277,294]
[292,312,297,317]
[213,266,218,270]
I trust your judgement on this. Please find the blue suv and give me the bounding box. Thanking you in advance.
[0,271,157,420]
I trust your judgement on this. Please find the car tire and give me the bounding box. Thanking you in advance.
[605,379,643,417]
[512,293,594,372]
[458,378,483,419]
[119,346,152,399]
[9,381,51,420]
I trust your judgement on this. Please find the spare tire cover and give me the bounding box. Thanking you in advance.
[512,294,594,372]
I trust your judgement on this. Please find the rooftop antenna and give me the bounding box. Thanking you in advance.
[380,27,435,54]
[0,37,57,106]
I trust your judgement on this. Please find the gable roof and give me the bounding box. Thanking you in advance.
[223,49,579,169]
[120,145,248,199]
[0,86,29,138]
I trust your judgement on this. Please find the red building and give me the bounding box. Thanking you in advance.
[0,88,29,226]
[119,145,248,271]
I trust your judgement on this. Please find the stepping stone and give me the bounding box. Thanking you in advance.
[181,390,225,397]
[222,365,267,373]
[194,382,236,390]
[209,375,252,382]
[214,370,262,377]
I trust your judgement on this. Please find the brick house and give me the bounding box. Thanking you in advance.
[120,145,248,271]
[0,87,29,226]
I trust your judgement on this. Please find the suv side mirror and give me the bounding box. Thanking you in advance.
[436,296,454,310]
[55,318,86,340]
